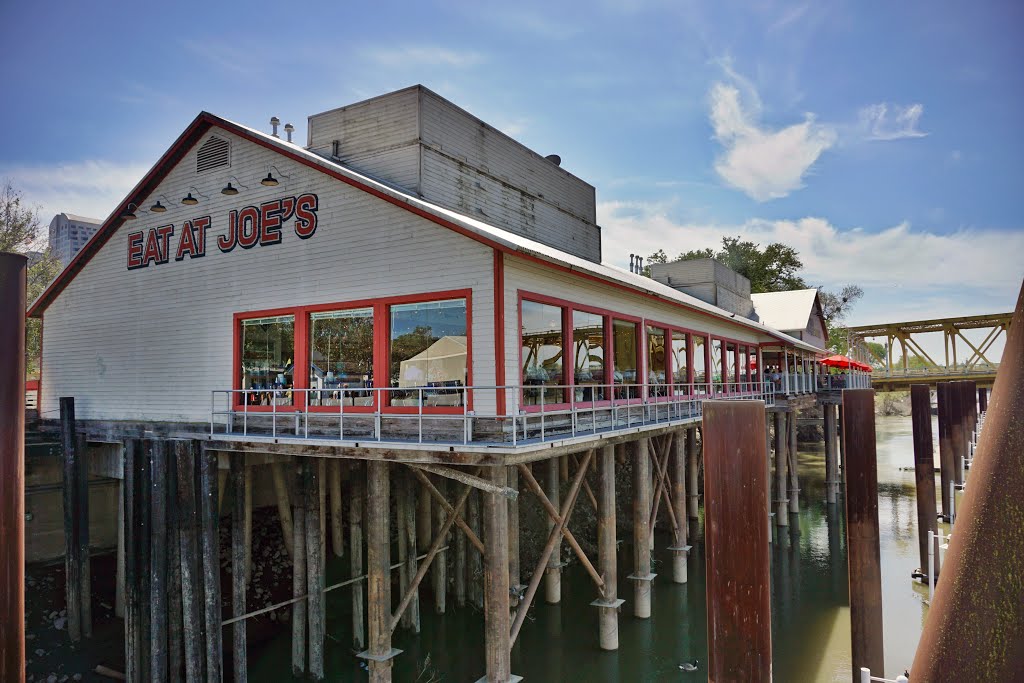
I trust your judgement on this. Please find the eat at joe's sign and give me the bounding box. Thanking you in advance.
[126,193,318,270]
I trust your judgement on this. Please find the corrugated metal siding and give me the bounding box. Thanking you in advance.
[40,128,495,423]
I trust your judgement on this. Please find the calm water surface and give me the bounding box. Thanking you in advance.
[252,415,941,682]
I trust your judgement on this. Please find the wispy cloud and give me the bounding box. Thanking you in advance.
[766,2,813,32]
[708,81,837,201]
[858,103,928,141]
[1,160,148,225]
[597,199,1024,323]
[361,46,485,68]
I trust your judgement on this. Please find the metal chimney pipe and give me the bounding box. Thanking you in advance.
[284,123,294,143]
[270,116,280,138]
[629,254,635,274]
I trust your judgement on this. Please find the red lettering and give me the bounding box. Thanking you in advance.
[294,193,318,239]
[191,216,209,257]
[176,221,199,261]
[218,211,238,252]
[142,229,161,266]
[279,196,296,223]
[155,225,175,263]
[259,200,282,245]
[127,231,144,269]
[237,206,260,248]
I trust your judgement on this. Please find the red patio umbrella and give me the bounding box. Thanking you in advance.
[820,354,862,370]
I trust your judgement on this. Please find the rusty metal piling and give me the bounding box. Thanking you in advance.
[843,389,884,681]
[703,401,771,682]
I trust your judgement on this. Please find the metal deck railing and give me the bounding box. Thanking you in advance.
[210,381,776,448]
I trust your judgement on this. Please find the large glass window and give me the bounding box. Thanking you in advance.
[692,335,707,394]
[613,319,639,399]
[521,300,565,406]
[390,298,467,406]
[739,346,749,390]
[308,308,374,407]
[727,342,737,391]
[671,331,689,394]
[647,326,668,397]
[240,315,295,405]
[573,310,606,402]
[711,338,723,392]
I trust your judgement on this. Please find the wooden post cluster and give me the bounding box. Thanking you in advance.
[773,411,789,526]
[59,397,91,642]
[630,438,655,619]
[910,385,938,578]
[936,382,955,520]
[823,404,839,504]
[787,411,800,514]
[124,439,222,683]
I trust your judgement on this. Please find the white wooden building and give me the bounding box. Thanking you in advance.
[30,85,827,447]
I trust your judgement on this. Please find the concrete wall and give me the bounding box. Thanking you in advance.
[648,258,755,318]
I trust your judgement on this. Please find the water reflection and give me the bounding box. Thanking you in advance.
[251,416,930,682]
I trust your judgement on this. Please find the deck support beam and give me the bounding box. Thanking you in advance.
[774,412,789,526]
[432,476,448,614]
[230,453,247,682]
[631,437,654,619]
[670,431,689,584]
[544,457,561,604]
[306,460,326,681]
[596,445,621,650]
[788,412,800,514]
[480,467,513,682]
[363,461,398,682]
[824,404,838,504]
[60,397,91,643]
[686,429,700,519]
[349,465,366,650]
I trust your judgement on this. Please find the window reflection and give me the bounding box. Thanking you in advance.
[613,319,639,399]
[727,342,737,391]
[390,299,467,406]
[647,326,667,397]
[711,338,723,392]
[672,331,688,394]
[521,300,565,406]
[240,315,294,406]
[573,310,606,402]
[692,335,707,394]
[309,308,374,407]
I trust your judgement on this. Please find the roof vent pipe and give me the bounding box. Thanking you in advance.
[629,254,636,274]
[270,116,280,138]
[284,123,294,143]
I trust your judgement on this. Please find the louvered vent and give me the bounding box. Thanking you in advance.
[196,136,230,173]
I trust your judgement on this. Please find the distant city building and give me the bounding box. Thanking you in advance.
[49,213,102,266]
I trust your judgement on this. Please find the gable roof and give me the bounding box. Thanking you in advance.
[751,289,823,334]
[27,111,823,353]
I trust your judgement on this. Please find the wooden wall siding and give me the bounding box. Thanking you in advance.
[40,127,496,423]
[305,86,602,263]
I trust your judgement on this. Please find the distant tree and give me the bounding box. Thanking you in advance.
[647,236,806,293]
[820,284,865,353]
[0,180,62,378]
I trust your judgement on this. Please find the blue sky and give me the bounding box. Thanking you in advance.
[2,0,1022,332]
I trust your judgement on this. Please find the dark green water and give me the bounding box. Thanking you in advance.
[252,415,936,682]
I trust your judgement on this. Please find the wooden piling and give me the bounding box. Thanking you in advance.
[671,432,688,584]
[774,412,789,526]
[116,479,125,619]
[839,404,846,485]
[937,383,954,520]
[455,484,467,608]
[306,460,326,681]
[632,437,654,619]
[150,441,169,682]
[60,397,90,642]
[365,461,396,682]
[843,389,885,681]
[544,457,562,604]
[399,470,420,632]
[507,467,521,598]
[482,467,512,682]
[978,386,987,413]
[138,441,152,678]
[243,464,253,585]
[686,429,700,519]
[824,404,838,504]
[788,412,800,514]
[271,462,294,557]
[432,476,448,614]
[318,459,327,569]
[292,461,308,676]
[597,445,620,649]
[198,447,223,683]
[166,442,184,683]
[330,460,344,558]
[230,453,248,682]
[703,401,771,682]
[123,439,141,681]
[469,489,484,609]
[417,477,431,557]
[175,442,205,683]
[349,466,366,650]
[910,385,938,577]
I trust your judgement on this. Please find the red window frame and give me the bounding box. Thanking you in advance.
[232,288,473,415]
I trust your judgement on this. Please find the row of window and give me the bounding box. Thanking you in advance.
[520,297,761,406]
[238,297,468,409]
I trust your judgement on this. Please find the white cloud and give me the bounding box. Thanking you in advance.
[709,82,837,201]
[361,46,485,68]
[597,199,1024,324]
[858,103,927,141]
[1,160,148,226]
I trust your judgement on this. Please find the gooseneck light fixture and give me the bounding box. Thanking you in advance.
[181,186,209,206]
[149,194,175,213]
[221,175,249,196]
[120,203,140,221]
[260,165,288,187]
